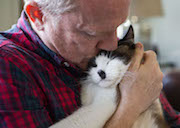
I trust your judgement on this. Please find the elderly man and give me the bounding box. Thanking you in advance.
[0,0,179,127]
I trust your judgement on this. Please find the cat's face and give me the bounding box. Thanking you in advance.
[84,25,135,88]
[86,52,130,88]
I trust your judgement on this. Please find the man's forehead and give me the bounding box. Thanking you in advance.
[78,0,129,24]
[77,0,130,33]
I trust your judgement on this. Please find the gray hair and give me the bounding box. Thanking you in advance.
[24,0,77,16]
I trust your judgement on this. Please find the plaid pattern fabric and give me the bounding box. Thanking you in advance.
[160,93,180,127]
[0,11,82,128]
[0,11,180,128]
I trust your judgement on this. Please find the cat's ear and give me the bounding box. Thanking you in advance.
[123,25,134,41]
[116,25,135,63]
[118,25,134,46]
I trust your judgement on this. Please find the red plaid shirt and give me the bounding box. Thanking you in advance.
[0,11,82,128]
[0,11,180,128]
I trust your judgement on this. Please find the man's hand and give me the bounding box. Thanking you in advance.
[104,43,163,128]
[120,42,163,113]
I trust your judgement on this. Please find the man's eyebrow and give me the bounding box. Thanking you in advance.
[78,24,116,36]
[86,28,116,36]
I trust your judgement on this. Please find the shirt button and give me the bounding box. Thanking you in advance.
[63,62,70,67]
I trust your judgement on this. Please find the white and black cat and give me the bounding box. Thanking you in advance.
[50,26,169,128]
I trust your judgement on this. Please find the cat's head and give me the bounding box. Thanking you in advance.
[85,51,130,88]
[83,25,135,88]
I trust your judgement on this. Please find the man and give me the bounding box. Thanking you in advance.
[0,0,179,127]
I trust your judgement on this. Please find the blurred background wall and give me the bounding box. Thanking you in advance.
[146,0,180,68]
[129,0,180,73]
[0,0,22,31]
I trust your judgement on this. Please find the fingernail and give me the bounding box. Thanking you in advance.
[136,43,142,49]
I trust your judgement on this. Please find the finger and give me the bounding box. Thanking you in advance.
[143,50,157,65]
[129,42,144,71]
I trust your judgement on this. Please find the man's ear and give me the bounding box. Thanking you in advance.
[24,1,44,30]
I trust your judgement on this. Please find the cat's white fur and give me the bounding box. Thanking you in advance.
[50,52,167,128]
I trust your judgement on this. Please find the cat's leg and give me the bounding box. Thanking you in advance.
[131,109,158,128]
[131,99,168,128]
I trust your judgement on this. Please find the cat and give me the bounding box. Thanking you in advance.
[50,26,169,128]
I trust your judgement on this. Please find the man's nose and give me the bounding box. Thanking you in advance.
[96,32,118,51]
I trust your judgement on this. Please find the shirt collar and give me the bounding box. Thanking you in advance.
[17,11,82,72]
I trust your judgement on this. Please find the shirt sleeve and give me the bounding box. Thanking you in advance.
[160,93,180,128]
[0,56,53,128]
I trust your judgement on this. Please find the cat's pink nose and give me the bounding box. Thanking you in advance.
[98,70,106,79]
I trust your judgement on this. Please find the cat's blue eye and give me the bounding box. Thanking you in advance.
[92,62,97,67]
[91,60,97,67]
